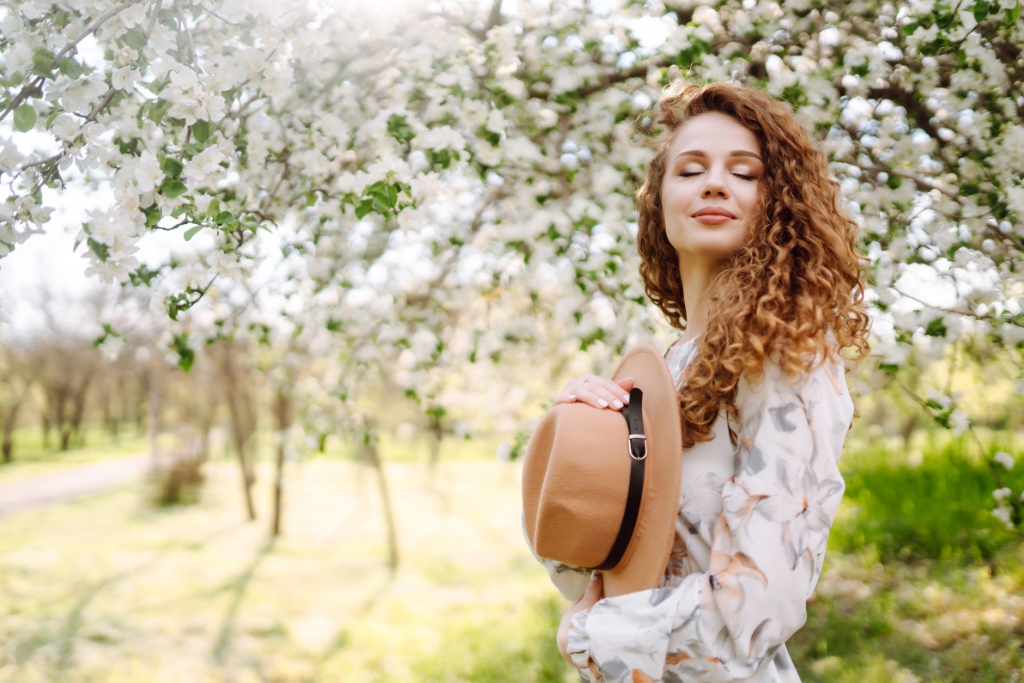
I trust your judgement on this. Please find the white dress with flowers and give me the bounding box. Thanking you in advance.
[533,336,854,683]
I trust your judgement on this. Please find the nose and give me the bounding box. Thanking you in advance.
[701,165,729,198]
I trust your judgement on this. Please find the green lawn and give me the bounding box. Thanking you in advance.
[1,432,1023,682]
[0,457,574,683]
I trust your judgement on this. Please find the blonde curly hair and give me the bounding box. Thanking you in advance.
[636,81,871,449]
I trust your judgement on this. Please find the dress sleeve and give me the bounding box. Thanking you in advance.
[523,513,593,602]
[566,353,854,683]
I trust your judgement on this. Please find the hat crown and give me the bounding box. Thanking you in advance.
[523,403,637,568]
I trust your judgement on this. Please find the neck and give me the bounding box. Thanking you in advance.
[679,259,719,343]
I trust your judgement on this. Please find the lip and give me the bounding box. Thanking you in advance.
[692,207,736,219]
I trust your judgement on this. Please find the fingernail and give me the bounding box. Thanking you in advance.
[622,394,630,403]
[612,400,623,410]
[567,395,576,402]
[597,399,609,408]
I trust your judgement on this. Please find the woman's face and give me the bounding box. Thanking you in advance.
[661,111,763,270]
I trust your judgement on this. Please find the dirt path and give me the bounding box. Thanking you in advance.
[0,453,149,519]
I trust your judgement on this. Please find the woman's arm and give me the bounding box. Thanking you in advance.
[565,353,854,683]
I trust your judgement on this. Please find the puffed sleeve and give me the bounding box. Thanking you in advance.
[565,352,854,683]
[522,514,593,602]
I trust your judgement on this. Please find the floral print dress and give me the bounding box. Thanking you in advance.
[531,336,854,683]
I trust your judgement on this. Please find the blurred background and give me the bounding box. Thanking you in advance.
[1,252,1023,683]
[2,0,1024,681]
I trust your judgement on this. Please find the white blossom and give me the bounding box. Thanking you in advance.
[112,66,141,91]
[133,151,165,193]
[183,147,227,188]
[994,452,1015,470]
[949,408,969,435]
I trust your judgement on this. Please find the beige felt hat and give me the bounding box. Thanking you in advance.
[522,345,683,598]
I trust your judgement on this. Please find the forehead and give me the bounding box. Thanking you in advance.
[666,111,761,158]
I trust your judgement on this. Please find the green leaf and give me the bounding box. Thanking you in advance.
[144,206,163,227]
[183,225,203,241]
[354,199,373,219]
[973,0,990,22]
[161,179,188,198]
[925,317,948,338]
[45,111,60,130]
[387,114,415,145]
[182,143,204,158]
[191,120,213,143]
[123,27,148,50]
[886,174,903,190]
[171,333,195,372]
[215,211,233,224]
[87,238,109,262]
[206,198,220,218]
[161,156,184,179]
[128,264,160,287]
[56,57,84,78]
[148,99,172,124]
[13,105,37,132]
[31,49,56,77]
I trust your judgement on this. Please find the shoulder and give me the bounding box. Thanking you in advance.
[736,343,853,420]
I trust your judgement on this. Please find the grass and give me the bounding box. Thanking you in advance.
[3,429,1024,682]
[832,432,1024,563]
[787,431,1024,682]
[0,453,576,682]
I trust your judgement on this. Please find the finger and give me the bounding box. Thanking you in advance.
[577,382,629,411]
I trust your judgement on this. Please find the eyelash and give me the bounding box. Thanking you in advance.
[679,171,757,180]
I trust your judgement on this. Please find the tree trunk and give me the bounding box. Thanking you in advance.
[52,388,71,452]
[271,384,293,537]
[220,345,256,521]
[3,399,25,463]
[136,373,149,436]
[148,366,162,471]
[362,422,399,573]
[69,377,91,449]
[428,414,442,478]
[197,412,214,462]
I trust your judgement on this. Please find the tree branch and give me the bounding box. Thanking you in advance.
[146,0,165,36]
[175,0,200,71]
[53,0,143,65]
[0,0,142,125]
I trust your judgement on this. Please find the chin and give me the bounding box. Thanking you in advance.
[669,233,746,260]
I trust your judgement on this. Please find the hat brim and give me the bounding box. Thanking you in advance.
[600,344,683,598]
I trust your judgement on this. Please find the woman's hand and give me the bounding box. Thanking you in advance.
[554,374,634,411]
[557,573,603,664]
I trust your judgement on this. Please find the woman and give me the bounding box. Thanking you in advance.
[541,81,871,682]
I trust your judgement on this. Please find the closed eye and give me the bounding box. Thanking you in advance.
[678,171,758,180]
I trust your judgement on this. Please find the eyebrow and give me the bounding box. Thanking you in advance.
[675,150,763,161]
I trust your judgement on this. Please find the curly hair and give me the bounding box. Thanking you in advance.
[636,81,871,449]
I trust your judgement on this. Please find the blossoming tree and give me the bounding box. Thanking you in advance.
[2,0,1023,525]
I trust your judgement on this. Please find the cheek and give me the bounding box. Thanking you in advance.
[739,182,761,213]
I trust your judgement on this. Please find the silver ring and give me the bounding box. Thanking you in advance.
[580,379,590,386]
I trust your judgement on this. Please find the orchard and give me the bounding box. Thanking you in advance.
[1,1,1024,680]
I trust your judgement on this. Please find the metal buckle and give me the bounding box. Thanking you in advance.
[628,434,647,460]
